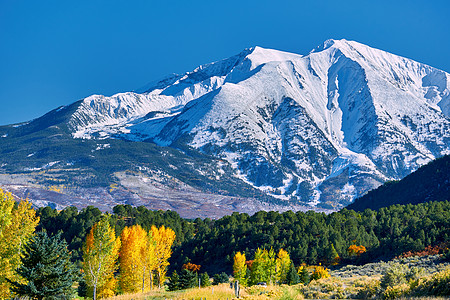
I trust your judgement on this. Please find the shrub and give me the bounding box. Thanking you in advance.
[410,268,450,296]
[382,283,409,299]
[356,279,381,299]
[380,263,407,289]
[311,265,330,281]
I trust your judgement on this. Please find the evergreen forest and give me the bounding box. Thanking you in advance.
[36,200,450,275]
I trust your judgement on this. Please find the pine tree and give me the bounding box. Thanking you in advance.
[179,269,197,289]
[324,242,340,265]
[200,272,211,287]
[212,272,229,285]
[8,231,77,299]
[167,270,180,291]
[298,265,310,285]
[286,262,300,285]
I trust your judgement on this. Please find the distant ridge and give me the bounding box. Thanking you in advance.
[347,155,450,211]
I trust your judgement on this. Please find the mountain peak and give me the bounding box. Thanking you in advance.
[5,39,449,215]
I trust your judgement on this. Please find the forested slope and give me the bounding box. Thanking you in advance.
[37,201,450,275]
[347,155,450,211]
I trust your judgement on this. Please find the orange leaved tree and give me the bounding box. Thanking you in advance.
[347,244,366,256]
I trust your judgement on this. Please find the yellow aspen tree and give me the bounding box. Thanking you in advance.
[83,218,121,300]
[266,247,277,285]
[145,233,157,290]
[0,189,39,299]
[233,251,247,286]
[276,248,291,284]
[150,225,176,288]
[119,225,148,293]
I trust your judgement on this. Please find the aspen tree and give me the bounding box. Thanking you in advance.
[150,225,175,288]
[233,251,247,286]
[276,248,291,284]
[82,218,120,300]
[0,189,39,299]
[119,225,148,293]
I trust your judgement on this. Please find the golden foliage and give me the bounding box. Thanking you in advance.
[311,265,331,280]
[150,225,175,288]
[0,189,39,299]
[83,218,121,300]
[119,225,148,293]
[276,248,291,284]
[233,251,247,286]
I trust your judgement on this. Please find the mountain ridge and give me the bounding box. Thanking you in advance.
[1,39,449,215]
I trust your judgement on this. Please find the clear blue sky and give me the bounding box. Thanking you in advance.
[1,0,449,125]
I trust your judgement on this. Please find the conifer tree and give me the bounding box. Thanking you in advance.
[324,242,340,265]
[8,231,77,299]
[200,272,211,287]
[212,272,229,285]
[179,269,197,289]
[167,270,180,291]
[286,262,300,285]
[298,265,310,285]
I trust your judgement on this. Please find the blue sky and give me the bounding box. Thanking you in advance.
[1,0,449,125]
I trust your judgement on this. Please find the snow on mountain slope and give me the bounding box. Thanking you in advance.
[68,39,450,208]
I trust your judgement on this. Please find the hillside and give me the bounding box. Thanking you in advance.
[347,155,450,211]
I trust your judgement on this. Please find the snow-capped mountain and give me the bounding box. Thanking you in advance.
[64,39,450,209]
[1,39,449,214]
[63,39,450,208]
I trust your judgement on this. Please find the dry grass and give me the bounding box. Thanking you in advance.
[103,283,235,300]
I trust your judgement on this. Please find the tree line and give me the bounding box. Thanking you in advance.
[36,199,450,275]
[1,186,450,298]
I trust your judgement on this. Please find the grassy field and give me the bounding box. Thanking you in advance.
[96,255,450,299]
[102,282,449,300]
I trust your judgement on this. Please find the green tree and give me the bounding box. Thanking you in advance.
[8,231,77,299]
[212,272,229,285]
[179,269,197,289]
[298,265,310,285]
[324,242,339,265]
[286,262,299,285]
[167,270,180,291]
[200,272,211,287]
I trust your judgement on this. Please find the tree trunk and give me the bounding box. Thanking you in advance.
[142,266,146,292]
